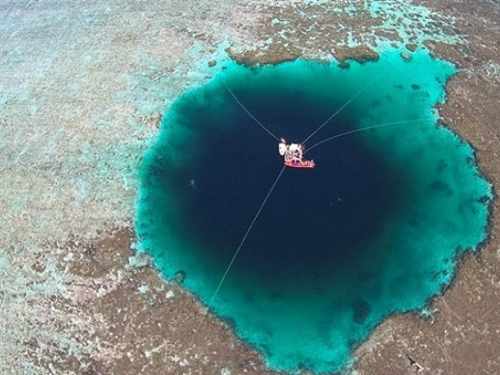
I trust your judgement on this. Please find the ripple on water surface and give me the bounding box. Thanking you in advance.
[137,50,491,373]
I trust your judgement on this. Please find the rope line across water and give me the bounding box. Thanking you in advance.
[223,80,280,142]
[305,119,429,154]
[189,165,286,345]
[301,73,383,145]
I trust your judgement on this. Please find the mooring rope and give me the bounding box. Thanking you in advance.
[301,74,383,145]
[305,119,429,154]
[189,165,286,346]
[223,80,280,142]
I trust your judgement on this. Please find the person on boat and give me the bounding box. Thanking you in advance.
[288,142,305,160]
[278,138,288,157]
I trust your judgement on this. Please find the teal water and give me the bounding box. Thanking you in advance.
[136,50,491,373]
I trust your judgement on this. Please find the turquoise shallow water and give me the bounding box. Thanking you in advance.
[136,50,491,373]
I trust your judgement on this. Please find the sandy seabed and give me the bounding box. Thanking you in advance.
[1,0,500,374]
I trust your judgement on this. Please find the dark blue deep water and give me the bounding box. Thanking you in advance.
[137,50,491,373]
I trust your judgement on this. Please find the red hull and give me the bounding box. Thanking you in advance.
[284,159,315,168]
